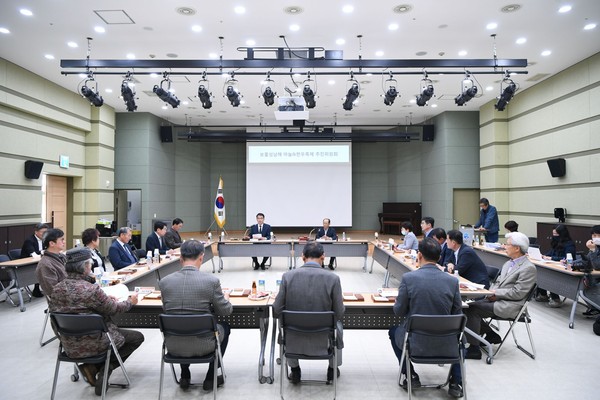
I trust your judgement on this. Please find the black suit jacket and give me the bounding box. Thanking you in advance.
[316,227,338,240]
[21,234,42,258]
[438,243,453,266]
[146,233,169,255]
[448,245,490,288]
[108,240,137,271]
[249,223,271,238]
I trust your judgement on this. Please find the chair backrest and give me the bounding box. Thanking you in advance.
[486,265,501,284]
[280,311,336,359]
[158,314,217,337]
[0,254,10,262]
[405,314,467,360]
[281,310,336,334]
[50,313,108,337]
[135,249,147,259]
[8,249,22,260]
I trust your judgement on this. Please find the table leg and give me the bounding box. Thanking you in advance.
[258,314,269,383]
[218,258,223,273]
[383,271,390,288]
[210,258,216,273]
[14,275,26,312]
[569,293,579,329]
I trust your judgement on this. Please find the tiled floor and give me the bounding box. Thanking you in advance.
[1,241,598,399]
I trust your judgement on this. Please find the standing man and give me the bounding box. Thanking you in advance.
[21,222,48,297]
[463,232,537,360]
[35,228,67,297]
[159,240,232,391]
[273,241,345,383]
[248,212,271,270]
[474,198,500,243]
[146,221,170,255]
[108,227,138,271]
[164,218,184,250]
[420,217,435,238]
[388,238,464,398]
[316,218,338,269]
[445,230,490,288]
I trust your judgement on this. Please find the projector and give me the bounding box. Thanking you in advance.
[274,97,309,120]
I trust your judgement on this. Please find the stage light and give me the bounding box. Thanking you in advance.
[343,73,360,111]
[80,75,103,107]
[454,74,478,106]
[224,72,242,107]
[197,72,213,109]
[382,72,398,106]
[153,73,180,108]
[303,85,316,108]
[495,76,517,111]
[416,73,434,106]
[120,73,137,112]
[260,72,276,106]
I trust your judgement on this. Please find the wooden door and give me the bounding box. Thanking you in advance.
[45,175,68,239]
[452,189,480,230]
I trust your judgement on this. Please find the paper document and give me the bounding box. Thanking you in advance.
[459,282,486,291]
[101,284,130,301]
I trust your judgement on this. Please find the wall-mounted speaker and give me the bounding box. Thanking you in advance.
[547,158,566,177]
[24,160,44,179]
[422,125,434,141]
[554,207,566,223]
[160,126,173,143]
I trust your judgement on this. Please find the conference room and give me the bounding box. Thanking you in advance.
[1,1,599,399]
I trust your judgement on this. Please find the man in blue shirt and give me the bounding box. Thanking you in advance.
[474,198,499,243]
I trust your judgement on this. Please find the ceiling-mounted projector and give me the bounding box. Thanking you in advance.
[274,97,309,121]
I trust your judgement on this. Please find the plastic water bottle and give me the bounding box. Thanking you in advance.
[153,249,160,264]
[271,231,275,241]
[566,253,573,269]
[208,232,212,241]
[258,273,266,292]
[275,279,282,294]
[146,251,153,266]
[342,232,346,241]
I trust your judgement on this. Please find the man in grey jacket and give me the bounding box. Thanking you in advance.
[159,240,232,391]
[273,241,345,384]
[464,231,537,360]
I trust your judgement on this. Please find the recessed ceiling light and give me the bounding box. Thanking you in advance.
[44,54,55,60]
[458,50,467,56]
[240,100,246,105]
[375,50,384,56]
[78,73,87,78]
[388,23,399,31]
[558,5,572,13]
[293,73,301,77]
[342,5,354,13]
[94,26,106,33]
[246,39,256,46]
[393,5,412,13]
[20,9,33,16]
[285,6,303,14]
[516,37,527,44]
[486,86,494,91]
[541,50,552,56]
[289,24,300,31]
[191,25,202,32]
[584,23,597,30]
[0,27,9,34]
[162,105,168,110]
[150,73,159,78]
[234,6,246,14]
[126,53,135,59]
[328,80,336,85]
[67,41,78,48]
[336,38,346,45]
[105,88,113,93]
[486,22,498,30]
[176,7,196,16]
[415,51,427,56]
[182,101,189,105]
[166,53,178,58]
[431,104,438,108]
[209,53,218,59]
[366,73,373,77]
[501,4,521,13]
[409,99,416,104]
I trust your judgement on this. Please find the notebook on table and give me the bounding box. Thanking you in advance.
[527,246,543,261]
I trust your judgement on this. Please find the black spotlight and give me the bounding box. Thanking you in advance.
[383,86,398,106]
[416,84,434,106]
[262,86,275,106]
[303,85,316,108]
[153,85,180,108]
[226,85,241,107]
[343,82,360,111]
[81,85,104,107]
[198,84,212,109]
[495,80,517,111]
[120,80,137,112]
[454,76,478,106]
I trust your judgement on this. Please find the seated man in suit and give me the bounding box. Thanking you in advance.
[388,237,464,398]
[248,212,271,270]
[164,218,184,250]
[146,221,171,256]
[316,218,338,269]
[431,227,453,266]
[464,231,537,360]
[20,222,48,297]
[420,217,435,238]
[445,229,490,288]
[159,240,232,391]
[108,227,138,271]
[273,241,345,383]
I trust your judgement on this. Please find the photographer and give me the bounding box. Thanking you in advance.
[580,225,600,318]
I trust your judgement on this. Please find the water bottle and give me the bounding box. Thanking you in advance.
[275,279,282,294]
[258,273,266,292]
[342,232,346,241]
[208,232,212,241]
[566,253,573,268]
[220,231,225,242]
[146,251,153,266]
[270,231,275,241]
[153,249,160,263]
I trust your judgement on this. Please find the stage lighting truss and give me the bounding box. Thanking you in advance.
[495,73,518,111]
[79,73,104,107]
[260,72,277,106]
[342,72,360,111]
[153,73,181,108]
[416,72,434,107]
[197,71,213,109]
[302,72,317,109]
[382,72,399,106]
[454,72,479,106]
[224,72,242,107]
[120,72,137,112]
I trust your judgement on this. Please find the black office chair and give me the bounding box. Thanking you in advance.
[399,314,468,400]
[8,248,22,260]
[486,265,501,285]
[482,285,537,361]
[279,310,338,400]
[158,314,225,400]
[134,249,146,260]
[39,295,57,347]
[50,313,131,400]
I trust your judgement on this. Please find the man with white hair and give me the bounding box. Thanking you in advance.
[463,231,537,360]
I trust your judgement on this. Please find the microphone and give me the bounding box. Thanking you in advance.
[308,228,316,239]
[243,227,249,239]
